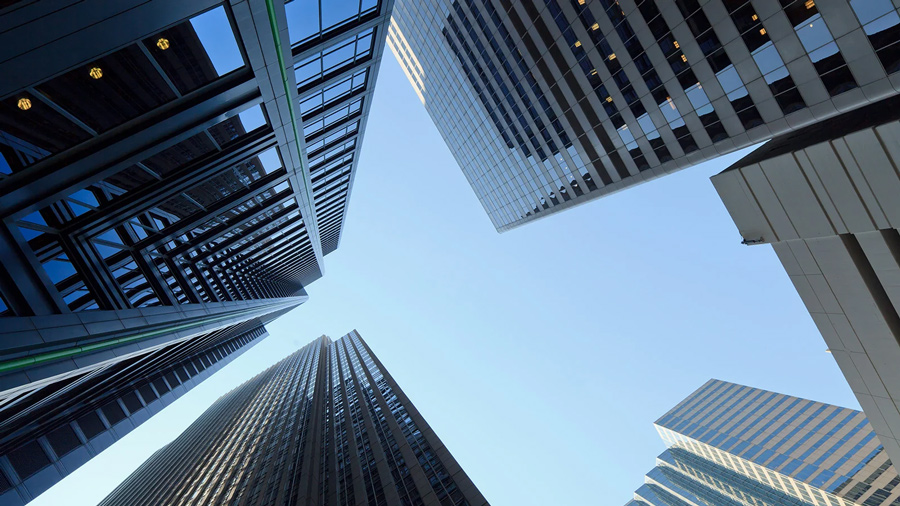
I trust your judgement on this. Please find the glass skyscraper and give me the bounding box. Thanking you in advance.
[628,379,900,506]
[0,0,393,503]
[100,330,489,506]
[389,0,900,231]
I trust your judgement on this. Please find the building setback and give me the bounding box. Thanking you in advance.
[388,0,900,231]
[100,330,489,506]
[628,379,900,506]
[0,0,393,503]
[713,93,900,470]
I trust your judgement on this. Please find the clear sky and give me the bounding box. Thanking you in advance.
[31,54,858,506]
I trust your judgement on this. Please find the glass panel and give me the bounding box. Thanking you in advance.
[850,0,895,26]
[796,14,835,54]
[190,6,244,76]
[752,42,785,75]
[238,104,266,132]
[286,0,321,44]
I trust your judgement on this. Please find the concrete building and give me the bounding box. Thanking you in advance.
[628,379,900,506]
[0,0,393,503]
[100,331,489,506]
[389,0,900,231]
[713,92,900,473]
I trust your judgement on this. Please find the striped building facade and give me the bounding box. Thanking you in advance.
[389,0,900,231]
[628,379,900,506]
[100,331,488,506]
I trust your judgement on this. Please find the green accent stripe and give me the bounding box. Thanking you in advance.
[0,302,293,374]
[264,0,316,227]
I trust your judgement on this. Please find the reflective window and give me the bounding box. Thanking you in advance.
[286,0,380,47]
[189,6,244,76]
[796,14,837,57]
[850,0,900,74]
[294,29,375,91]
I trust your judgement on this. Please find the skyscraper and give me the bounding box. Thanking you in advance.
[0,0,393,503]
[628,379,900,506]
[100,330,489,506]
[388,0,900,231]
[713,91,900,469]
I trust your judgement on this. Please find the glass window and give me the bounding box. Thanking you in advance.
[796,14,835,54]
[238,105,266,132]
[752,42,785,75]
[685,83,715,116]
[189,6,244,76]
[850,0,895,25]
[286,0,379,46]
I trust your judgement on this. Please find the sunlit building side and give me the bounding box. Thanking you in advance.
[389,0,900,231]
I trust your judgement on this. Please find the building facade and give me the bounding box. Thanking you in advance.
[713,92,900,472]
[389,0,900,231]
[0,0,393,503]
[628,379,900,506]
[100,330,489,506]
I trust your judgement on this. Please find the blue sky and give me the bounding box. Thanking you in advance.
[31,54,857,506]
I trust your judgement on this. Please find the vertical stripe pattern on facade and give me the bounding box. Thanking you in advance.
[100,331,489,506]
[389,0,900,231]
[629,379,900,506]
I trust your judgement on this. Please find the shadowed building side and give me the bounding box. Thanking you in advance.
[628,379,900,506]
[100,330,489,506]
[0,0,394,503]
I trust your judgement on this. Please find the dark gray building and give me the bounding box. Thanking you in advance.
[0,0,393,503]
[389,0,900,231]
[100,330,489,506]
[713,92,900,472]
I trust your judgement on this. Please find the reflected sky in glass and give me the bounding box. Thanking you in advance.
[28,51,859,506]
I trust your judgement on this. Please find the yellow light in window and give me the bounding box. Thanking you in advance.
[759,28,767,35]
[606,96,613,103]
[805,0,815,9]
[89,67,103,79]
[681,54,688,62]
[590,68,598,75]
[591,23,600,31]
[578,0,585,4]
[157,37,170,50]
[751,14,758,21]
[673,40,680,49]
[609,53,616,60]
[17,98,31,111]
[667,97,676,109]
[574,40,582,47]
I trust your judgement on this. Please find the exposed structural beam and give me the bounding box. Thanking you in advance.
[0,71,260,221]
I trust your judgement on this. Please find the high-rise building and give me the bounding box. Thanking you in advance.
[627,379,900,506]
[0,0,393,503]
[713,92,900,470]
[388,0,900,231]
[100,330,489,506]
